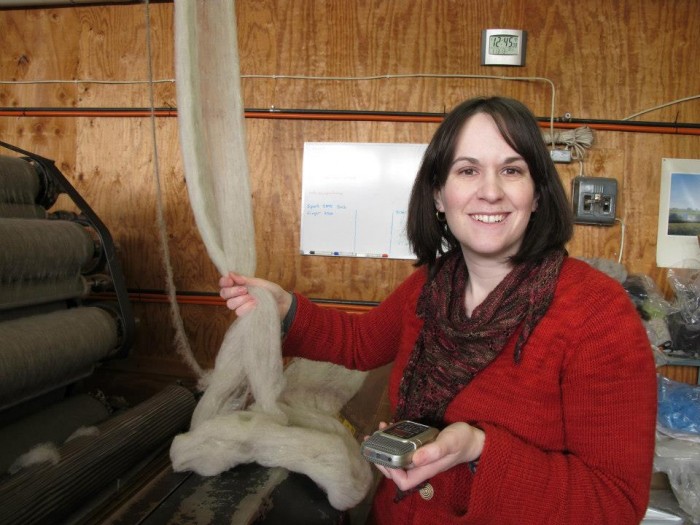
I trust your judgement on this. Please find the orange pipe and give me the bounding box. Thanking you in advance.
[0,108,698,135]
[244,110,444,124]
[0,109,178,118]
[92,291,375,313]
[120,292,224,306]
[551,121,699,135]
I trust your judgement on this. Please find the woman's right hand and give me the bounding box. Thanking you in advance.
[219,272,292,320]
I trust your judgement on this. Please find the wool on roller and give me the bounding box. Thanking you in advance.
[0,218,95,280]
[0,276,89,311]
[0,156,41,207]
[0,307,118,407]
[65,426,101,442]
[0,393,109,473]
[0,385,196,525]
[7,443,60,475]
[0,203,47,219]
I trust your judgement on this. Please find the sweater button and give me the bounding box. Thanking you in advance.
[419,483,434,500]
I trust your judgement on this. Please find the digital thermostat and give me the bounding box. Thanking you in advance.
[481,29,527,66]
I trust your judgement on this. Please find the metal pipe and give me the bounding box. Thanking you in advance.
[1,107,699,135]
[0,0,137,7]
[92,290,377,312]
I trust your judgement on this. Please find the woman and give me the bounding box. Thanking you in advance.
[220,97,657,524]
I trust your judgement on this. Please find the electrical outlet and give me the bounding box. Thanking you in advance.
[571,176,618,226]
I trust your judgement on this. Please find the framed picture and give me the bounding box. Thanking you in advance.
[657,158,700,269]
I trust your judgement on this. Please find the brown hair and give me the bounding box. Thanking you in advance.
[406,96,573,270]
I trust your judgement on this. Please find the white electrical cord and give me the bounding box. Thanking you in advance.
[0,79,175,85]
[241,72,558,142]
[0,73,558,138]
[623,94,700,120]
[614,217,626,264]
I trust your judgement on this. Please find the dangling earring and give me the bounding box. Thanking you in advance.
[435,210,446,222]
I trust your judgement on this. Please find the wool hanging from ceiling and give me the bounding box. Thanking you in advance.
[168,0,372,510]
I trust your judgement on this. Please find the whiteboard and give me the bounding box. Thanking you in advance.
[300,142,427,260]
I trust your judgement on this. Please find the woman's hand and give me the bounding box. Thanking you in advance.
[219,272,292,320]
[373,422,485,492]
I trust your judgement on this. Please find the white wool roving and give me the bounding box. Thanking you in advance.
[8,442,60,474]
[189,287,287,428]
[66,426,101,442]
[173,0,255,278]
[280,359,369,415]
[171,362,373,511]
[170,0,373,511]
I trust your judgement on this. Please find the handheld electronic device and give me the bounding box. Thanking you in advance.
[360,420,439,469]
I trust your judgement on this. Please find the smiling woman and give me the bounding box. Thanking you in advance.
[406,97,572,273]
[433,112,538,271]
[219,97,658,525]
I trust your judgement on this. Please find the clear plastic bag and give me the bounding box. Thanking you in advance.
[667,269,700,355]
[655,433,700,522]
[623,274,673,349]
[669,269,700,325]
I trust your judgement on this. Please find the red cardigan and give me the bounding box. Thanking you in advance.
[283,257,657,524]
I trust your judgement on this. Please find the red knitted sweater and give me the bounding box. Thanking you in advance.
[283,257,657,524]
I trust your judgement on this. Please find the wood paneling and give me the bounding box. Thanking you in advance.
[0,1,698,382]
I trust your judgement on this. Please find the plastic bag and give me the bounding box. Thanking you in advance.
[657,375,700,436]
[667,269,700,355]
[669,269,700,325]
[656,375,700,521]
[655,433,700,522]
[623,274,673,349]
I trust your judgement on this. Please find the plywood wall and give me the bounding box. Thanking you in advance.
[0,1,698,381]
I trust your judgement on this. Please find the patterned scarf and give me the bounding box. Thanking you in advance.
[395,248,565,427]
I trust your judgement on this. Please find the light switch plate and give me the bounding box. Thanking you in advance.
[571,176,618,226]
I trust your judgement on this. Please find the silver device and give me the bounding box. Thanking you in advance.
[360,420,439,469]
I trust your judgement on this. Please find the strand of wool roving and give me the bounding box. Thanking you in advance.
[171,359,372,511]
[169,0,372,510]
[144,0,205,382]
[189,286,287,428]
[172,0,255,279]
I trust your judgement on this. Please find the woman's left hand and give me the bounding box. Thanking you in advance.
[374,422,485,492]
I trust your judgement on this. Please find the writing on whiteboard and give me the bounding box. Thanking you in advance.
[300,142,426,260]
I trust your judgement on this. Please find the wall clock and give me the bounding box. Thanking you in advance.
[481,29,527,66]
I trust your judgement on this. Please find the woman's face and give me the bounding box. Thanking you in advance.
[434,112,538,265]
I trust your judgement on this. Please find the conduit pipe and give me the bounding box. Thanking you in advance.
[0,0,140,7]
[92,291,376,313]
[0,107,699,135]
